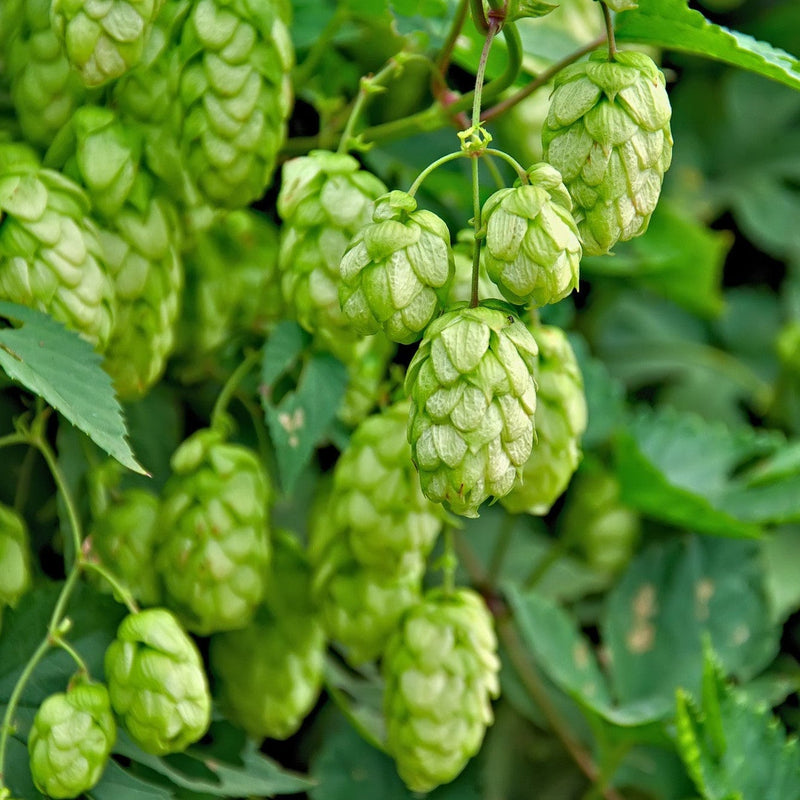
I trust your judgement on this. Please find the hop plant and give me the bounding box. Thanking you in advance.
[50,0,165,86]
[383,588,500,793]
[28,678,116,799]
[339,190,454,344]
[0,142,115,351]
[277,150,387,336]
[178,0,294,207]
[542,50,673,255]
[405,302,539,517]
[104,608,211,755]
[482,163,581,306]
[210,531,326,740]
[330,401,443,568]
[502,325,587,515]
[0,503,32,609]
[156,426,272,634]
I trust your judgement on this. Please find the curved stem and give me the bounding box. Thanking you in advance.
[435,0,470,91]
[80,560,139,615]
[600,2,617,60]
[0,432,26,450]
[485,148,527,180]
[481,21,522,106]
[52,635,90,676]
[211,349,261,429]
[408,150,467,197]
[469,0,489,33]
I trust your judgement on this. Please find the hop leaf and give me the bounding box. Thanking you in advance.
[542,50,673,255]
[405,303,539,517]
[104,607,211,755]
[0,503,32,609]
[383,588,500,793]
[339,190,455,344]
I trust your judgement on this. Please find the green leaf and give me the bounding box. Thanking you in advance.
[762,526,800,623]
[0,301,145,474]
[89,761,175,800]
[615,0,800,92]
[260,320,310,388]
[603,535,780,708]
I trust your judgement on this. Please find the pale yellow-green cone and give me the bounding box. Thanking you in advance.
[28,678,116,799]
[0,503,32,609]
[104,608,211,755]
[210,531,326,740]
[542,50,672,255]
[383,588,500,793]
[502,325,586,515]
[405,302,539,517]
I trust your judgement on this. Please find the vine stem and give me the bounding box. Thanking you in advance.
[470,156,482,308]
[81,561,139,615]
[600,2,617,60]
[52,635,90,675]
[211,349,261,429]
[484,148,527,181]
[434,0,470,93]
[408,150,468,197]
[0,432,26,450]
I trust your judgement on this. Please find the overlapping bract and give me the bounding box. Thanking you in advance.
[383,588,500,793]
[0,503,32,611]
[339,190,454,344]
[156,427,272,634]
[542,50,672,255]
[482,163,581,306]
[104,608,211,755]
[406,303,539,517]
[28,680,116,799]
[502,325,587,515]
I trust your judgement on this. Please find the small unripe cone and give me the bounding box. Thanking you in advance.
[542,50,672,255]
[104,608,211,755]
[383,588,500,793]
[405,302,539,517]
[339,190,454,344]
[156,427,271,634]
[482,163,581,306]
[0,503,32,608]
[28,678,116,799]
[502,325,586,515]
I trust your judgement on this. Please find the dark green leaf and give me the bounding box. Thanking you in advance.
[0,301,144,474]
[762,526,800,623]
[260,320,310,388]
[89,760,175,800]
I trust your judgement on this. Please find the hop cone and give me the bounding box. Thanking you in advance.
[482,163,581,306]
[383,588,500,793]
[542,50,673,255]
[28,679,116,798]
[502,325,586,515]
[405,302,539,517]
[88,487,162,606]
[445,229,503,306]
[0,142,115,350]
[104,608,211,755]
[278,150,387,336]
[339,190,454,344]
[2,0,90,148]
[331,401,443,568]
[0,503,32,609]
[156,426,271,634]
[178,0,294,207]
[210,530,326,740]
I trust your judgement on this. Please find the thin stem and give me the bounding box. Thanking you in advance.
[407,150,467,197]
[600,2,617,60]
[0,432,26,450]
[13,445,35,513]
[294,8,348,90]
[484,153,506,190]
[469,0,489,33]
[211,349,261,429]
[482,35,605,123]
[481,20,522,106]
[470,20,498,132]
[52,635,90,675]
[435,0,470,90]
[487,514,516,585]
[485,148,527,180]
[470,157,482,309]
[81,561,139,615]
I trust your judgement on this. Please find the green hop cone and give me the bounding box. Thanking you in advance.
[482,163,581,306]
[331,401,443,568]
[339,190,455,344]
[542,50,672,255]
[156,426,272,634]
[383,588,500,793]
[178,0,294,207]
[210,531,326,740]
[0,503,32,609]
[0,142,115,351]
[278,150,387,336]
[104,607,211,755]
[50,0,165,86]
[28,678,116,799]
[405,302,539,517]
[502,325,587,515]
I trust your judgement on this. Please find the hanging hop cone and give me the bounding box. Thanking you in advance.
[156,427,272,635]
[502,325,587,515]
[405,302,539,517]
[28,678,116,799]
[2,0,91,149]
[339,190,455,344]
[0,503,32,609]
[0,142,115,351]
[278,150,387,336]
[482,163,581,306]
[104,608,211,755]
[210,530,326,740]
[383,588,500,793]
[178,0,294,208]
[542,50,672,255]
